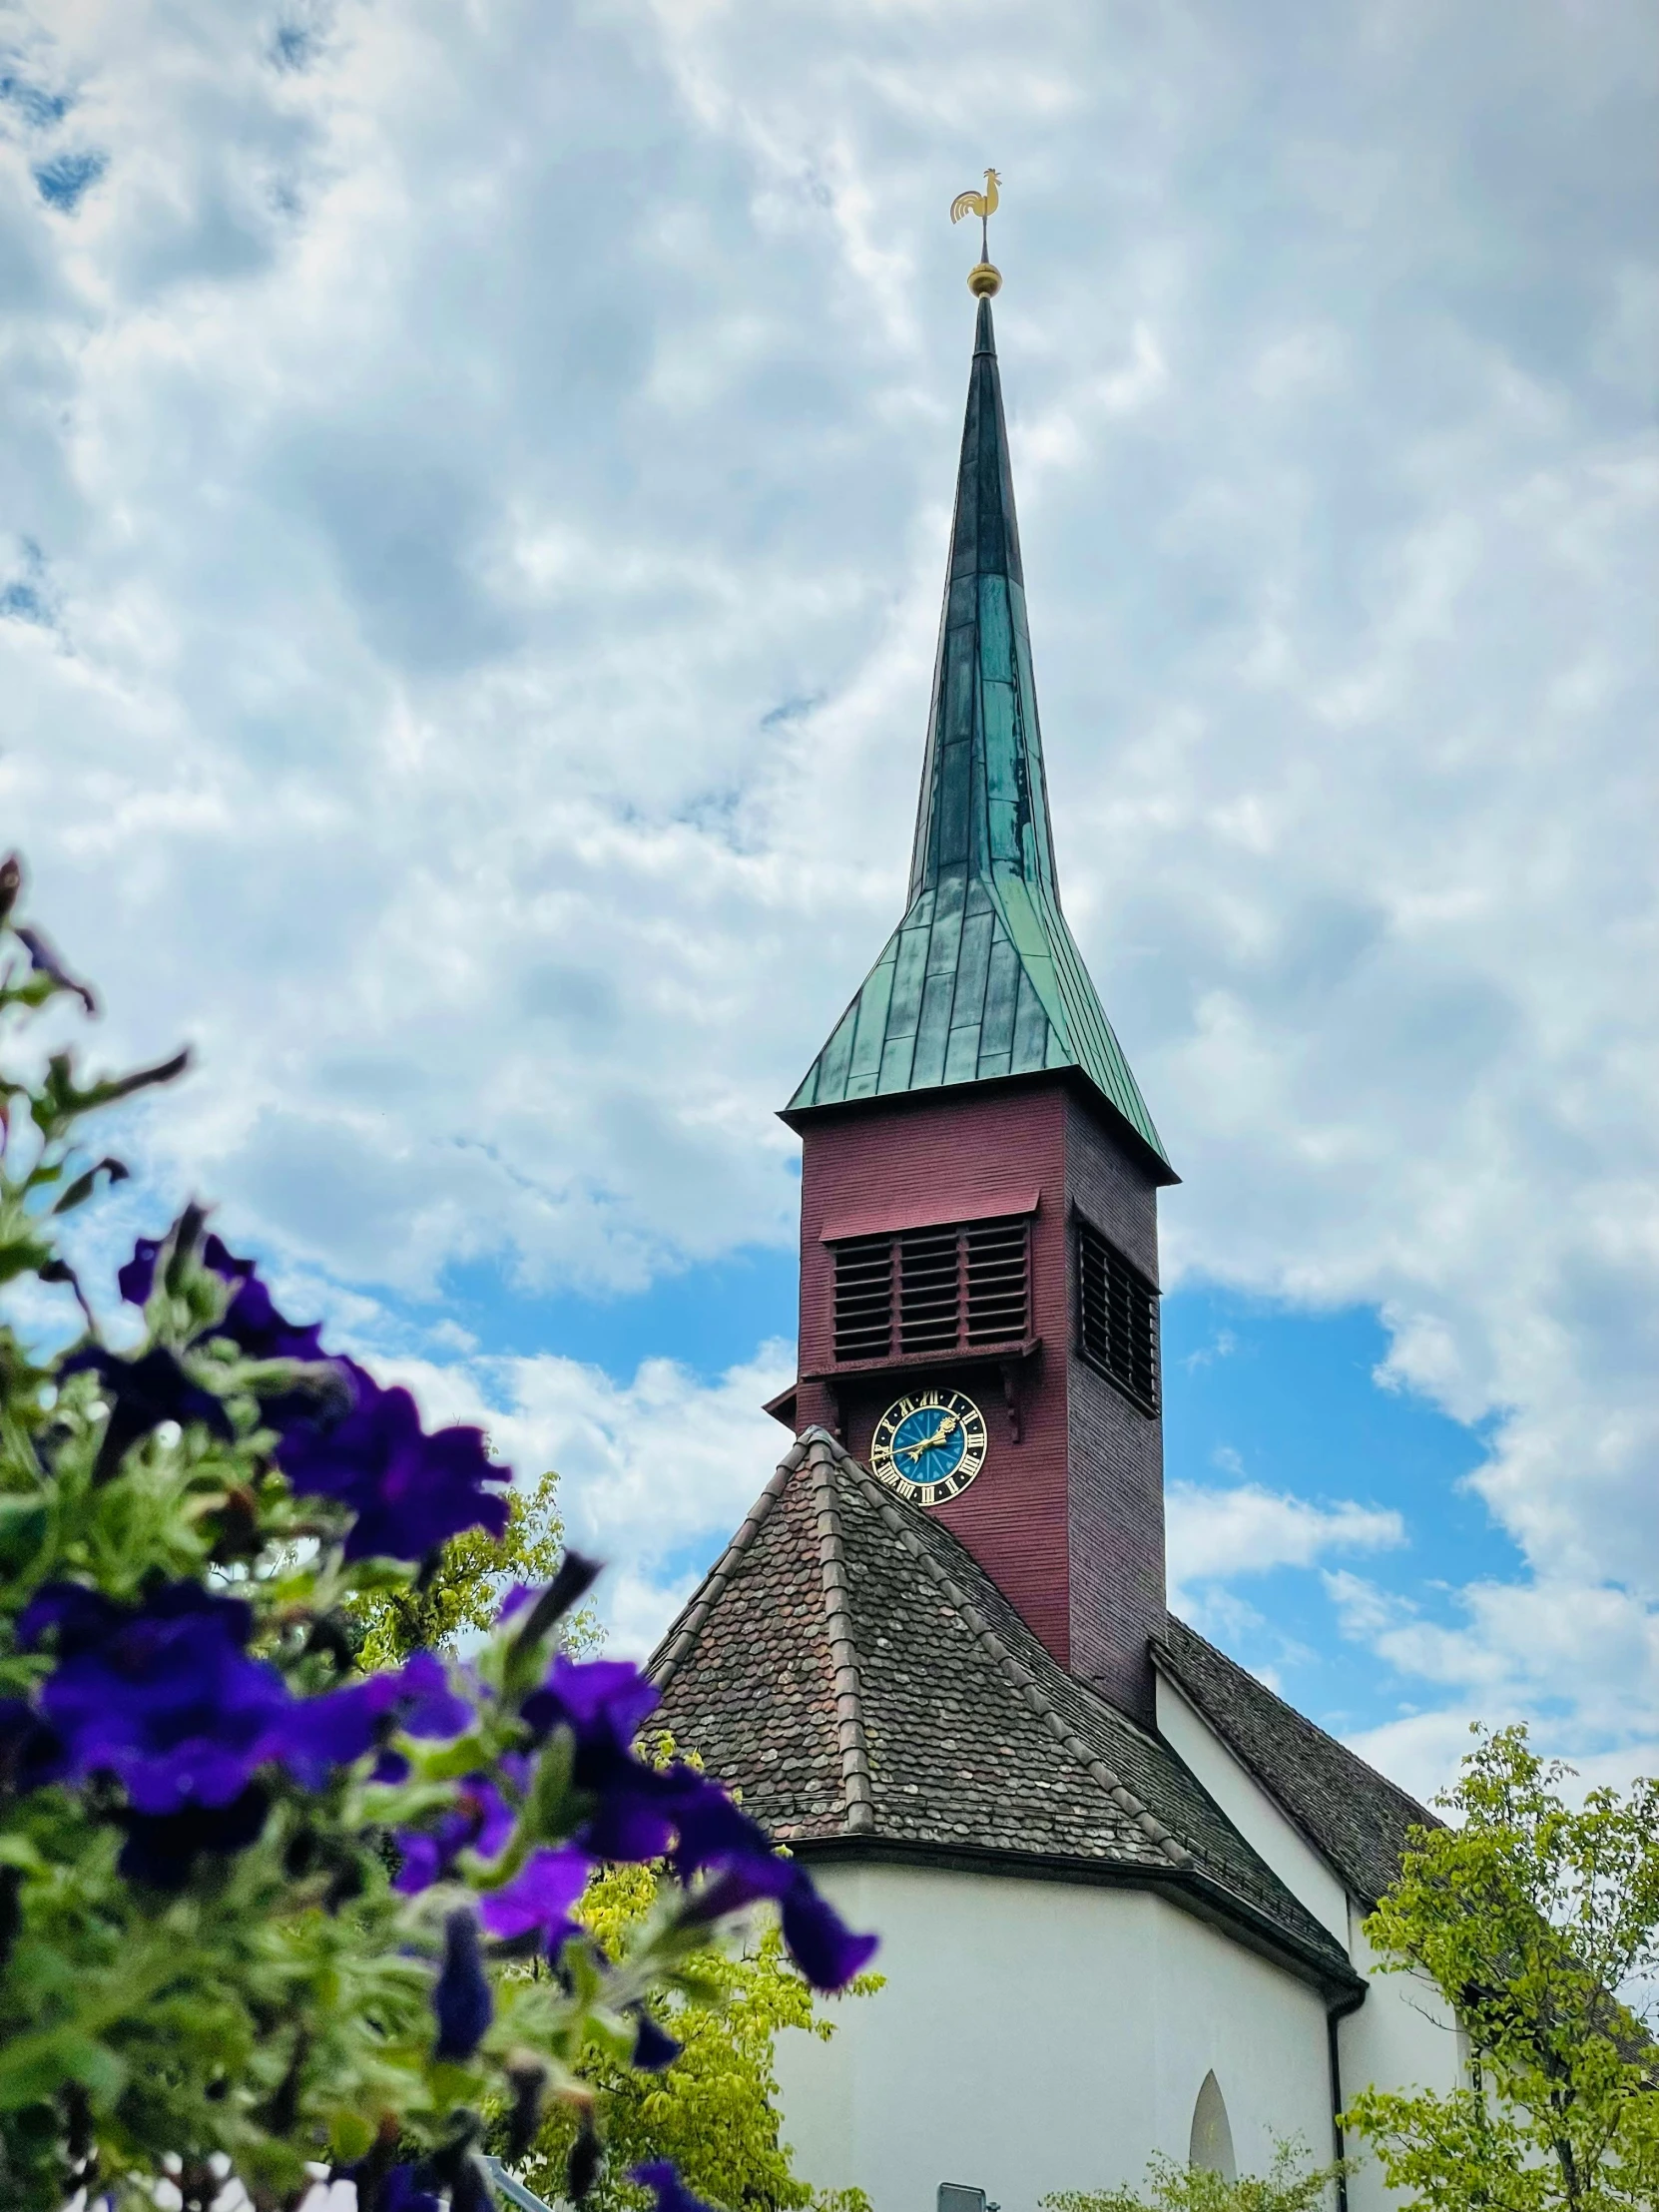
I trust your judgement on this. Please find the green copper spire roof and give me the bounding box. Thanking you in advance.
[788,295,1174,1180]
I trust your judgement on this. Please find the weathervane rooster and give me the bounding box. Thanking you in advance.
[950,167,1002,295]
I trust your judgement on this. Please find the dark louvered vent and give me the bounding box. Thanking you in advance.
[899,1226,960,1352]
[831,1236,893,1363]
[831,1216,1031,1366]
[965,1216,1029,1345]
[1076,1219,1159,1412]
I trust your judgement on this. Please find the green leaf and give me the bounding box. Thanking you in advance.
[0,1495,50,1573]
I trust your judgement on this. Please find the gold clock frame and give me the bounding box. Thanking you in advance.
[869,1385,989,1507]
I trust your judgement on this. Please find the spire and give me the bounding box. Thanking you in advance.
[788,298,1173,1182]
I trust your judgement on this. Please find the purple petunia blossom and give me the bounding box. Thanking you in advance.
[393,1773,517,1894]
[631,2162,721,2212]
[275,1359,509,1562]
[393,1650,474,1740]
[117,1784,273,1889]
[373,2165,441,2212]
[0,1696,66,1796]
[685,1852,879,1991]
[60,1345,236,1484]
[522,1655,660,1750]
[631,2009,682,2072]
[14,1582,405,1875]
[477,1845,590,1951]
[117,1235,165,1306]
[431,1907,492,2060]
[517,1649,878,1988]
[197,1238,329,1367]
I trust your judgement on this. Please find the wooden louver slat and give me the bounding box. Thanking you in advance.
[1075,1219,1158,1412]
[831,1235,893,1362]
[831,1216,1030,1366]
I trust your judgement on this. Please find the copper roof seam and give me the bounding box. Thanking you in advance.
[647,1448,803,1693]
[808,1442,875,1839]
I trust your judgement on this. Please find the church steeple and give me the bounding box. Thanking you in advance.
[789,297,1173,1184]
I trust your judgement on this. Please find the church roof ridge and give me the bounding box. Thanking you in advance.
[806,1430,877,1837]
[649,1435,808,1697]
[786,298,1175,1183]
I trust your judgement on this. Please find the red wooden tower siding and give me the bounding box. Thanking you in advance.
[778,295,1179,1730]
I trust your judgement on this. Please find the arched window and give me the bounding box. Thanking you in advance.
[1189,2071,1236,2181]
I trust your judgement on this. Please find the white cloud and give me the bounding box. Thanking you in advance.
[356,1338,797,1658]
[1169,1482,1404,1603]
[2,0,1656,1781]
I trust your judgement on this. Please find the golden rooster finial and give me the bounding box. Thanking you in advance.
[950,168,1002,296]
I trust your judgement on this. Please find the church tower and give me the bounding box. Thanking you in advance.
[774,291,1178,1727]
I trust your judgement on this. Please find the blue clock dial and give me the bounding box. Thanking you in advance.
[869,1387,989,1506]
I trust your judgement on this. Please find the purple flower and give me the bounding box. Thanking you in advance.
[631,2163,720,2212]
[17,1581,397,1841]
[117,1784,272,1889]
[519,1649,877,1988]
[117,1236,165,1306]
[523,1655,660,1750]
[60,1346,236,1484]
[373,2165,441,2212]
[431,1907,492,2060]
[686,1852,878,1991]
[631,2009,682,2072]
[393,1775,517,1894]
[275,1360,509,1562]
[21,1582,286,1812]
[394,1650,474,1740]
[199,1242,329,1367]
[0,1697,66,1797]
[478,1845,590,1951]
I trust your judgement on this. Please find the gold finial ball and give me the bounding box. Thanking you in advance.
[967,260,1002,297]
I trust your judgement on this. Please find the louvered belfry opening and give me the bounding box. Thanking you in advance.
[831,1216,1031,1366]
[1075,1217,1159,1413]
[830,1236,894,1363]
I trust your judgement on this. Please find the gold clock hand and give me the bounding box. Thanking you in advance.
[903,1413,960,1461]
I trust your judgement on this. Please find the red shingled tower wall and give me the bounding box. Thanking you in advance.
[788,1076,1166,1728]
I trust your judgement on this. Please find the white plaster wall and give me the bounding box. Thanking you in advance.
[775,1864,1335,2212]
[1154,1677,1350,1944]
[1149,1675,1467,2212]
[1339,1911,1464,2212]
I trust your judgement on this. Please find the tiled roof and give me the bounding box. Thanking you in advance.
[650,1428,1357,1993]
[785,298,1172,1184]
[1153,1615,1437,1909]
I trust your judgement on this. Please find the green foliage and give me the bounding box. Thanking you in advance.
[0,861,875,2211]
[1042,2137,1340,2212]
[514,1856,879,2212]
[344,1387,881,2212]
[351,1465,601,1670]
[1346,1724,1659,2210]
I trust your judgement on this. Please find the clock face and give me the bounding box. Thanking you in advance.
[869,1387,989,1506]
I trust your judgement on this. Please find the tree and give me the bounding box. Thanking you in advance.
[1346,1725,1659,2211]
[362,1490,877,2212]
[350,1466,601,1671]
[516,1855,877,2212]
[1041,2138,1340,2212]
[0,857,877,2212]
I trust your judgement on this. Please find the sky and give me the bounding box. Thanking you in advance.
[3,0,1656,1805]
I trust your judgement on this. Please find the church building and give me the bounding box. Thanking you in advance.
[648,269,1464,2212]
